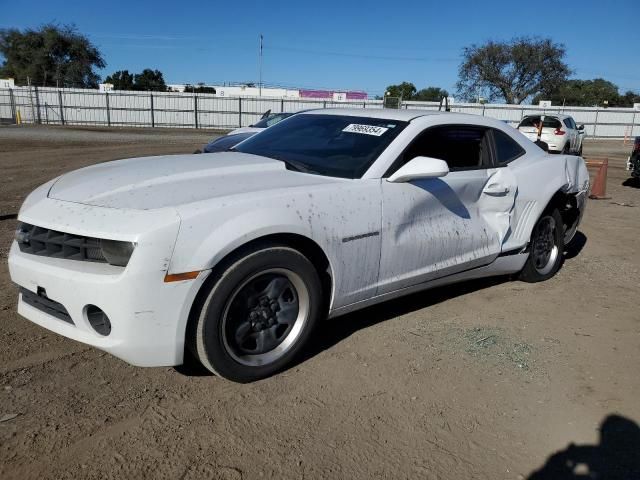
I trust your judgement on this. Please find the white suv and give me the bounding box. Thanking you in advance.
[517,114,584,155]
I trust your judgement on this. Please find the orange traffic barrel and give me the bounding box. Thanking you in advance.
[585,158,609,199]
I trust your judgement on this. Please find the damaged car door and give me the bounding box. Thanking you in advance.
[377,124,517,294]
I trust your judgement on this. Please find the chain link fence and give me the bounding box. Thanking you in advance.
[1,86,638,138]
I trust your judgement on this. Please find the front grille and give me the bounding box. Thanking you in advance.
[16,223,107,263]
[20,288,74,325]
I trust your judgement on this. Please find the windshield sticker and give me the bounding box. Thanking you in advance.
[343,124,389,136]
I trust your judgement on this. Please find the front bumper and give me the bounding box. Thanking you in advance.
[7,198,209,367]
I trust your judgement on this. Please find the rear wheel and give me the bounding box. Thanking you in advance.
[519,209,565,282]
[191,246,323,382]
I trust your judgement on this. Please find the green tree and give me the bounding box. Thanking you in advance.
[413,86,449,101]
[385,82,417,100]
[133,69,167,91]
[0,24,105,88]
[618,90,640,107]
[456,37,570,104]
[184,83,217,94]
[104,70,134,90]
[534,78,622,107]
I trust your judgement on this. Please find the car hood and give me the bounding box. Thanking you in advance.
[48,152,341,210]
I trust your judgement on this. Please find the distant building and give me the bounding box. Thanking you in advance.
[0,78,15,89]
[299,89,367,101]
[99,83,114,92]
[165,83,368,100]
[167,84,186,93]
[214,85,300,98]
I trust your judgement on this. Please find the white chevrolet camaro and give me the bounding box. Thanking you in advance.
[8,110,589,382]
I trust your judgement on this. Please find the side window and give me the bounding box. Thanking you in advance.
[569,118,577,130]
[563,119,572,129]
[493,129,526,165]
[400,125,493,172]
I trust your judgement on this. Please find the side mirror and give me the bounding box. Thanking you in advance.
[387,156,449,183]
[578,124,585,132]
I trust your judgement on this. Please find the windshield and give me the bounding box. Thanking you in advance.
[252,113,293,128]
[234,114,408,178]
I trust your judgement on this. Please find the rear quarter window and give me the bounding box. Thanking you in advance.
[493,129,526,165]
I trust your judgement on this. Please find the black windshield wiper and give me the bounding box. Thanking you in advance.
[277,158,317,174]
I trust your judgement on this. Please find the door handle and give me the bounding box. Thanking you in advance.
[484,185,510,196]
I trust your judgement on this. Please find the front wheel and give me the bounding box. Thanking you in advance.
[190,246,323,382]
[519,209,565,283]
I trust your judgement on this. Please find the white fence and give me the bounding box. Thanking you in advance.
[1,86,638,138]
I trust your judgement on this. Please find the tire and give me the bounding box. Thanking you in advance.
[191,246,323,382]
[577,144,583,156]
[561,143,570,155]
[519,209,565,283]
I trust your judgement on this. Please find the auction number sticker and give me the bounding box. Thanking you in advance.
[342,124,389,136]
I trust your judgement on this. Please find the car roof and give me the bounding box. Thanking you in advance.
[303,108,516,130]
[304,108,443,121]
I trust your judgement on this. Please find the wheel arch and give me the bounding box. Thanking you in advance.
[544,190,582,240]
[183,232,335,362]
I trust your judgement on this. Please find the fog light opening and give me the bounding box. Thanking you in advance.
[86,305,111,336]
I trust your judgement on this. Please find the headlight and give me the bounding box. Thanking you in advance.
[100,240,135,267]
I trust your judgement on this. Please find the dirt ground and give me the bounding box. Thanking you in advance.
[0,126,638,480]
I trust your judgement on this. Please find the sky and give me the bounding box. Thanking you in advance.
[2,0,639,97]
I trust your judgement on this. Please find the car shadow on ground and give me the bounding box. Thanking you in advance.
[173,275,513,378]
[527,414,640,479]
[175,231,588,378]
[622,177,640,188]
[565,231,587,260]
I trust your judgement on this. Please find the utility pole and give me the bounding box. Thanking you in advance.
[258,34,263,97]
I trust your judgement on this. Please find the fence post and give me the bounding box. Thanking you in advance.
[105,92,110,127]
[150,93,155,128]
[9,88,16,123]
[280,98,284,113]
[34,86,42,124]
[363,101,366,109]
[238,98,242,127]
[58,90,65,125]
[194,95,198,129]
[630,110,636,139]
[323,101,326,109]
[593,107,599,138]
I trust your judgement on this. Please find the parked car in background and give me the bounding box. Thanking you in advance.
[200,132,255,153]
[517,114,584,155]
[627,136,640,180]
[8,110,589,382]
[197,111,297,153]
[228,111,296,135]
